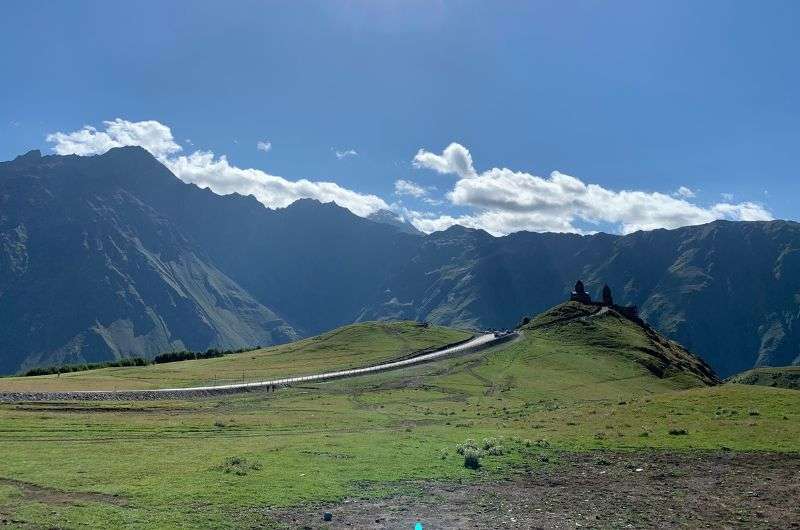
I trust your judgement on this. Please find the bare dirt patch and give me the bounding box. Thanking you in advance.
[0,478,129,507]
[267,451,800,529]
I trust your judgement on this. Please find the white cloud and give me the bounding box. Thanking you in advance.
[46,119,182,159]
[721,192,734,201]
[394,179,428,198]
[44,122,776,237]
[409,142,773,235]
[334,148,358,159]
[408,210,580,235]
[46,119,388,217]
[413,142,477,178]
[256,140,272,153]
[166,151,387,216]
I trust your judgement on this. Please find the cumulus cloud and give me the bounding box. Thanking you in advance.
[46,119,388,217]
[413,142,477,178]
[166,151,387,216]
[334,148,358,159]
[394,179,428,198]
[256,140,272,153]
[45,122,775,236]
[721,192,734,201]
[410,142,773,235]
[46,119,182,159]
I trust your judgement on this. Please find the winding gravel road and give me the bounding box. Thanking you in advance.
[0,332,518,402]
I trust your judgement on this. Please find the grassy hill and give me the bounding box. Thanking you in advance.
[0,322,470,392]
[728,365,800,390]
[0,306,797,528]
[522,302,720,388]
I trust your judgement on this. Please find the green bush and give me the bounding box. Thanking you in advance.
[481,437,498,450]
[456,439,478,455]
[485,445,504,456]
[668,428,688,436]
[220,456,262,476]
[463,448,482,469]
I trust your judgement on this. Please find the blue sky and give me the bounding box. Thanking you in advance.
[1,1,798,234]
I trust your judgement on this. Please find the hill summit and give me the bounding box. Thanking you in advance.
[522,300,720,387]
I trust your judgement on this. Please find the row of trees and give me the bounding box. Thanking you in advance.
[20,346,262,377]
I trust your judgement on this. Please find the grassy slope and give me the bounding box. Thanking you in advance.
[0,308,797,528]
[728,365,800,390]
[0,322,470,391]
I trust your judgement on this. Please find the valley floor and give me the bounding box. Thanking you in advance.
[272,451,800,529]
[0,314,798,528]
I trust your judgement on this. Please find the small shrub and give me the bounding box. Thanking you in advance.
[220,456,262,476]
[213,420,227,428]
[481,437,498,450]
[439,449,448,460]
[668,428,688,436]
[463,448,482,469]
[485,445,504,456]
[456,439,478,455]
[748,409,760,416]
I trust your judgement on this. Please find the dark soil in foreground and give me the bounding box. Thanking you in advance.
[269,451,800,529]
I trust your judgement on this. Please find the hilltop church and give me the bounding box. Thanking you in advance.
[570,280,639,319]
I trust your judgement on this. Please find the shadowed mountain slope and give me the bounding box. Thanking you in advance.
[0,149,297,373]
[3,147,800,377]
[359,221,800,376]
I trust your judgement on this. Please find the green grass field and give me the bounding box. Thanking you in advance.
[0,307,798,528]
[0,322,470,392]
[728,365,800,390]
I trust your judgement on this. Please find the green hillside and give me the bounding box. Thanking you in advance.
[0,322,470,392]
[0,305,797,528]
[523,302,720,388]
[728,365,800,390]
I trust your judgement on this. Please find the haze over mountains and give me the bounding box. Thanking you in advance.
[1,147,799,376]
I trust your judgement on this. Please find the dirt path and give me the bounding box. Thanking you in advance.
[267,451,800,529]
[0,478,128,507]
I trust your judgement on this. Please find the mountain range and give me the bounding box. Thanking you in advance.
[1,147,799,377]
